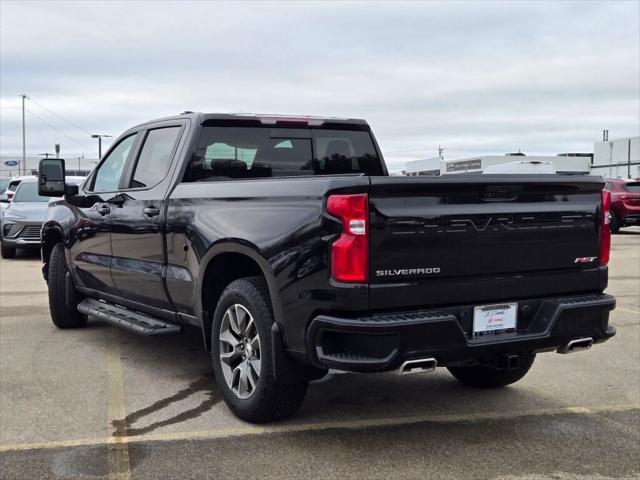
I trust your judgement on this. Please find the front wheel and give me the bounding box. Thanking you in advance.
[48,242,87,329]
[211,276,308,423]
[447,353,536,388]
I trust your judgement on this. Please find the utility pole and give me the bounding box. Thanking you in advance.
[438,144,445,160]
[21,94,27,175]
[628,138,632,179]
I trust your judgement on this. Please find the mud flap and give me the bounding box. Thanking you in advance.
[271,322,327,384]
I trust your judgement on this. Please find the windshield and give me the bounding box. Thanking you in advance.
[184,126,383,182]
[12,182,49,202]
[623,182,640,193]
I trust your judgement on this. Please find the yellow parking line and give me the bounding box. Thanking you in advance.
[0,403,637,453]
[106,328,131,480]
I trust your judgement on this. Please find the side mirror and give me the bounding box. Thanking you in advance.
[38,158,67,197]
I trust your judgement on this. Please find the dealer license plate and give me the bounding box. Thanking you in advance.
[473,303,517,337]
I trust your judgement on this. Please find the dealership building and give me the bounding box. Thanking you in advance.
[1,155,97,178]
[590,136,639,179]
[405,136,639,179]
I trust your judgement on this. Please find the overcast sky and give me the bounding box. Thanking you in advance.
[1,0,639,171]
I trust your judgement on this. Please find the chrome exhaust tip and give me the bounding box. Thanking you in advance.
[399,357,438,375]
[557,337,594,354]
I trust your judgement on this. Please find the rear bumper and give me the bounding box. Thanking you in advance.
[306,293,616,372]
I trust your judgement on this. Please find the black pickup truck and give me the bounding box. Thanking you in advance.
[37,112,616,422]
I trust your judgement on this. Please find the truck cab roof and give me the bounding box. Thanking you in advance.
[130,112,370,130]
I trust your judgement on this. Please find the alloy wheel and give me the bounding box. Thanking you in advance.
[219,304,261,399]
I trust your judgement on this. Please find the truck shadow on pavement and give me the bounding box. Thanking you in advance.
[106,321,542,431]
[112,376,221,437]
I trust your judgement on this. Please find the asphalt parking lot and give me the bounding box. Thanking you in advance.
[1,230,638,480]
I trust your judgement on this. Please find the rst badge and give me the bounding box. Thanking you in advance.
[574,257,597,264]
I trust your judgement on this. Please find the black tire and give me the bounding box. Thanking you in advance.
[48,242,86,329]
[211,276,308,423]
[610,212,621,234]
[447,353,536,388]
[1,241,16,259]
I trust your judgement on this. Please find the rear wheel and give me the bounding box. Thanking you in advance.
[447,353,536,388]
[1,241,16,259]
[211,276,308,423]
[48,242,87,329]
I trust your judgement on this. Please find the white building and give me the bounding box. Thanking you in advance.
[441,154,592,175]
[591,136,639,179]
[404,157,442,176]
[404,136,639,178]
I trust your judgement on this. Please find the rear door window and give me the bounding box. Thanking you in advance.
[130,126,182,188]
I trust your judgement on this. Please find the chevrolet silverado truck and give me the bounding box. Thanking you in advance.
[37,112,616,422]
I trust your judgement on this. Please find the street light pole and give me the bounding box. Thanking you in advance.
[21,94,27,175]
[91,134,111,160]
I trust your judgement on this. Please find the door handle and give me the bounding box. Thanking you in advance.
[97,205,110,216]
[143,206,160,217]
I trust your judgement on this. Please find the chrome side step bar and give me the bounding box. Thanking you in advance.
[557,337,594,354]
[399,357,437,375]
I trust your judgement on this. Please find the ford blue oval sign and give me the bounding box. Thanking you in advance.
[4,160,19,167]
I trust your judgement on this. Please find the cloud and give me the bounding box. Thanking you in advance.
[1,0,638,171]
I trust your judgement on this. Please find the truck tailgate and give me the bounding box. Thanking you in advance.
[369,175,606,309]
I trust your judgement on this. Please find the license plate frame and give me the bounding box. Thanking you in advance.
[473,302,518,337]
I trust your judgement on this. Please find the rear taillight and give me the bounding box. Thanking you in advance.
[600,189,611,266]
[327,193,368,283]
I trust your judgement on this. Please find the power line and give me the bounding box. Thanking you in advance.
[26,108,97,154]
[27,96,94,137]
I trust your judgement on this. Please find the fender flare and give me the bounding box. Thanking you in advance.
[195,240,284,331]
[41,223,66,280]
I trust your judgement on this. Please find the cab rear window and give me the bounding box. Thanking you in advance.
[183,126,382,182]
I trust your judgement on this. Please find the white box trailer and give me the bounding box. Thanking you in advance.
[442,155,591,175]
[483,160,556,174]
